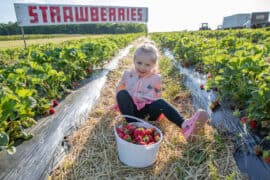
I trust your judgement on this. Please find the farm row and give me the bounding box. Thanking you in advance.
[1,28,270,159]
[151,28,270,162]
[0,33,141,153]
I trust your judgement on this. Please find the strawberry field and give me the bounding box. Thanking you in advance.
[0,34,140,153]
[151,28,270,175]
[0,28,270,179]
[152,29,270,132]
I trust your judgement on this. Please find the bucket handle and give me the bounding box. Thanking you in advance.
[115,114,151,127]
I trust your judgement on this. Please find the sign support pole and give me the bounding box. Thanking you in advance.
[21,26,27,48]
[146,23,148,37]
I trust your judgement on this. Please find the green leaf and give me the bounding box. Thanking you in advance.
[0,132,9,146]
[7,146,16,155]
[16,88,33,98]
[15,68,25,74]
[21,132,33,140]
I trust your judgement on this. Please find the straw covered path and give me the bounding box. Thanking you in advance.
[51,37,246,179]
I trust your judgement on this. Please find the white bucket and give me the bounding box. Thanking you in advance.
[114,115,163,168]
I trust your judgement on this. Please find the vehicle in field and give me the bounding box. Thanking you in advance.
[250,11,270,28]
[217,25,223,30]
[199,23,211,30]
[222,12,270,29]
[222,13,250,29]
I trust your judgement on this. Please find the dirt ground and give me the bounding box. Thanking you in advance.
[50,38,245,180]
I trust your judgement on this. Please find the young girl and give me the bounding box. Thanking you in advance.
[115,42,208,141]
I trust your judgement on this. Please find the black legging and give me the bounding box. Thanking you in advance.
[116,90,184,128]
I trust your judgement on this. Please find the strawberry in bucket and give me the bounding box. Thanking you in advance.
[116,122,161,145]
[114,115,164,168]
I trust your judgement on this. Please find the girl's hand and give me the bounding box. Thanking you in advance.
[117,83,126,91]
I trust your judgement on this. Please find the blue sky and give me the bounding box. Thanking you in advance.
[1,0,270,32]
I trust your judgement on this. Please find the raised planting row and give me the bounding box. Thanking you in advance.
[151,28,270,163]
[0,33,141,153]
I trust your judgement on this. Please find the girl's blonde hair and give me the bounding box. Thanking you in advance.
[134,41,159,73]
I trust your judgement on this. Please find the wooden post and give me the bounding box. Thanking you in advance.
[21,26,27,48]
[145,23,148,37]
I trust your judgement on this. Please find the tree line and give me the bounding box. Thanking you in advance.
[0,22,146,35]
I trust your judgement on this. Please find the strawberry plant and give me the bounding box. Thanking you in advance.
[151,28,270,158]
[0,34,140,153]
[263,150,270,164]
[0,131,16,154]
[0,132,9,147]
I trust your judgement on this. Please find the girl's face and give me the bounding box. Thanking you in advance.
[134,53,156,77]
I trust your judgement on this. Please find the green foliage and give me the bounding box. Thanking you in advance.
[152,28,270,155]
[0,22,146,36]
[159,56,183,101]
[151,29,270,135]
[0,132,9,146]
[0,33,140,153]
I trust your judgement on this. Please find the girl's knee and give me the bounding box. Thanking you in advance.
[154,99,167,105]
[116,90,129,100]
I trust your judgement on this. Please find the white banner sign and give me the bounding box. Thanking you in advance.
[14,3,148,26]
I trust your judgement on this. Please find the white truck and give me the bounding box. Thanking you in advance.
[222,13,250,29]
[222,12,270,29]
[250,12,270,28]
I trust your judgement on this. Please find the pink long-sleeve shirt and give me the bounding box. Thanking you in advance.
[116,69,162,110]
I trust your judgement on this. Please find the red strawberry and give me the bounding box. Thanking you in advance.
[154,134,160,142]
[123,127,132,135]
[200,84,204,90]
[123,134,132,142]
[148,134,154,143]
[49,107,55,114]
[249,120,257,129]
[134,128,145,137]
[241,116,247,124]
[135,135,143,143]
[117,132,124,139]
[144,128,153,135]
[138,141,147,145]
[72,81,80,88]
[116,127,123,134]
[214,100,220,106]
[253,145,262,156]
[52,99,59,107]
[125,124,136,132]
[86,65,93,74]
[263,151,270,164]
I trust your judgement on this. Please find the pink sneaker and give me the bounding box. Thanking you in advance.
[182,109,208,141]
